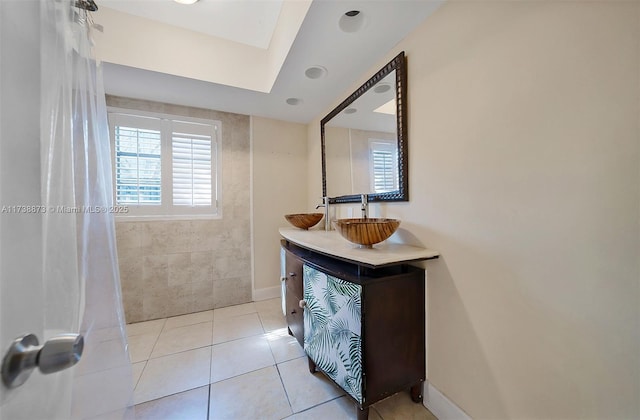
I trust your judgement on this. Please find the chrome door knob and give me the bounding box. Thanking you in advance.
[2,333,84,388]
[299,300,307,308]
[38,334,84,374]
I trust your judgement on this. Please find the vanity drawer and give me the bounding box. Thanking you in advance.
[284,249,304,297]
[285,287,304,346]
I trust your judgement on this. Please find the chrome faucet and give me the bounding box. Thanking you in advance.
[361,194,368,219]
[316,196,331,230]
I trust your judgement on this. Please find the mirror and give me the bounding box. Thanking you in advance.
[322,51,407,204]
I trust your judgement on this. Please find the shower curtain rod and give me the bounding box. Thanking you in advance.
[75,0,98,12]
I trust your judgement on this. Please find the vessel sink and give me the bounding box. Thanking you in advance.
[285,213,324,230]
[333,218,400,247]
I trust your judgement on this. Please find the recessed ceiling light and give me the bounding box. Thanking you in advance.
[373,83,392,94]
[339,10,366,33]
[174,0,199,4]
[286,98,303,106]
[305,66,328,80]
[344,108,357,114]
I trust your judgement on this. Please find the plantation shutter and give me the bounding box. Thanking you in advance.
[171,121,215,207]
[113,115,162,205]
[369,141,398,193]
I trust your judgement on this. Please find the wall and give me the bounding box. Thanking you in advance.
[324,126,351,196]
[251,116,308,298]
[308,2,640,418]
[324,126,396,195]
[109,96,252,322]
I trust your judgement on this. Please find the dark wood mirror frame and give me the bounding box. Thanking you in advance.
[321,51,408,204]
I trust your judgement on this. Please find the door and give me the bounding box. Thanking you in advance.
[0,1,61,418]
[1,1,133,418]
[303,265,363,403]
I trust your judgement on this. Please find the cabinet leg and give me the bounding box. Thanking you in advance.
[410,383,423,403]
[287,326,293,337]
[307,356,317,374]
[356,406,369,420]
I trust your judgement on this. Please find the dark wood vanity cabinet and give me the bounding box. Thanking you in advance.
[281,240,426,420]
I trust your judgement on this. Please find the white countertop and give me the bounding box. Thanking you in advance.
[279,227,439,268]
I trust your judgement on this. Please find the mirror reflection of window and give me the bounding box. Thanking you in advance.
[369,140,398,193]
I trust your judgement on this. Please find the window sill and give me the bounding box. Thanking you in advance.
[114,213,222,222]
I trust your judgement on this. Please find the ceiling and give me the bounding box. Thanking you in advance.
[327,72,397,133]
[96,0,443,124]
[99,0,284,49]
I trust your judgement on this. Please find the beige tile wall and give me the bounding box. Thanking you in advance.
[108,96,251,323]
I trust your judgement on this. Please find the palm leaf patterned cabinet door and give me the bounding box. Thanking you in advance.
[303,264,363,403]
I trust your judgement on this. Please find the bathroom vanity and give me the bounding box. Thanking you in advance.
[280,228,439,420]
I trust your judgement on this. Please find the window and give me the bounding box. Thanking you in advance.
[109,111,220,218]
[369,140,398,193]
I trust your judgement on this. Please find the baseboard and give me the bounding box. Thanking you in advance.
[252,285,281,301]
[424,381,471,420]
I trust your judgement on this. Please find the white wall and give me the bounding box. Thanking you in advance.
[324,126,351,196]
[251,116,308,298]
[308,1,640,418]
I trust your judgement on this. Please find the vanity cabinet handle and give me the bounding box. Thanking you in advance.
[289,272,297,277]
[299,300,307,308]
[290,309,296,315]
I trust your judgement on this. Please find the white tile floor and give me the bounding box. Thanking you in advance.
[127,298,437,420]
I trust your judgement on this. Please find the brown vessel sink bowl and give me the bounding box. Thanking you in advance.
[284,213,324,230]
[333,218,400,247]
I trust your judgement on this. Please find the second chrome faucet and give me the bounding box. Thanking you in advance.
[361,194,368,219]
[316,194,368,230]
[316,196,331,231]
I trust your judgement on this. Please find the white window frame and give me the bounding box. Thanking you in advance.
[108,108,222,220]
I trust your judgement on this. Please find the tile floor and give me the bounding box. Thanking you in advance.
[127,298,437,420]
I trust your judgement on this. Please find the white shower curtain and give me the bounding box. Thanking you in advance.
[40,0,134,418]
